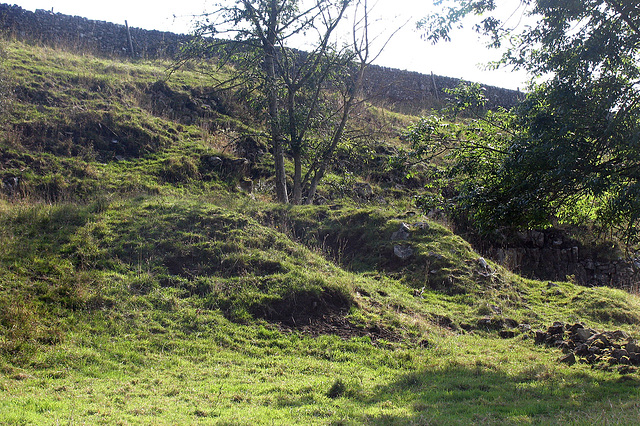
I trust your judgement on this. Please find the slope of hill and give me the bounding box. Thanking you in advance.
[0,3,522,114]
[1,39,640,425]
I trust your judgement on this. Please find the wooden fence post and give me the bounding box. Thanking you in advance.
[125,20,135,57]
[431,72,439,100]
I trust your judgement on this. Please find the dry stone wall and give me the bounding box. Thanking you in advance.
[476,229,640,290]
[0,3,522,111]
[0,4,190,58]
[361,65,523,112]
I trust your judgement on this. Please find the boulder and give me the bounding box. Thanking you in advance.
[625,339,640,354]
[537,322,640,371]
[547,324,564,337]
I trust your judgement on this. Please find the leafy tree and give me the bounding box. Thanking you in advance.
[401,83,515,226]
[417,0,640,244]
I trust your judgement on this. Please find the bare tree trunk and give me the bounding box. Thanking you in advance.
[303,98,351,204]
[304,63,366,204]
[292,150,303,204]
[265,0,288,203]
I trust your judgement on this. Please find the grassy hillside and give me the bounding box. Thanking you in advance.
[1,39,640,424]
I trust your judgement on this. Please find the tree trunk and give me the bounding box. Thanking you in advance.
[304,92,356,204]
[265,1,288,203]
[292,150,303,204]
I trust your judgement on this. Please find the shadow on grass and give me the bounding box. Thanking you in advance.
[360,364,640,424]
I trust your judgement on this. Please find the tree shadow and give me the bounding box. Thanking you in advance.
[360,364,640,424]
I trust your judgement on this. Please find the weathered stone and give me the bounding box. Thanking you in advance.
[571,246,579,261]
[478,257,490,270]
[575,328,594,342]
[499,330,516,339]
[588,346,602,356]
[625,339,640,354]
[568,323,583,332]
[518,324,532,332]
[612,348,629,360]
[589,334,610,348]
[530,231,545,248]
[501,318,518,328]
[547,324,564,336]
[559,353,576,365]
[629,353,640,365]
[534,331,547,345]
[393,245,414,260]
[575,343,589,356]
[391,223,411,241]
[612,330,629,341]
[208,156,223,167]
[354,182,373,198]
[560,341,573,353]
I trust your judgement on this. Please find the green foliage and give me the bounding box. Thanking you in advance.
[401,82,516,231]
[420,1,640,244]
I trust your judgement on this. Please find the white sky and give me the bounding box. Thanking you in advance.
[10,0,531,90]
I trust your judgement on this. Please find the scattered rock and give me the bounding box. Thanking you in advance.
[412,286,425,298]
[499,330,516,339]
[393,245,414,260]
[559,353,576,365]
[518,324,532,333]
[477,257,494,277]
[238,178,253,193]
[391,223,411,241]
[477,317,518,331]
[414,222,430,230]
[207,156,223,167]
[626,339,640,353]
[354,182,373,198]
[575,327,594,342]
[535,322,640,372]
[478,257,490,270]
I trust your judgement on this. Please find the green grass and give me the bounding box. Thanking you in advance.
[1,39,640,424]
[2,322,640,424]
[2,196,639,424]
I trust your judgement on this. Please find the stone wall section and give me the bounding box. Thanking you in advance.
[478,230,640,290]
[0,3,522,111]
[361,65,523,111]
[0,4,190,58]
